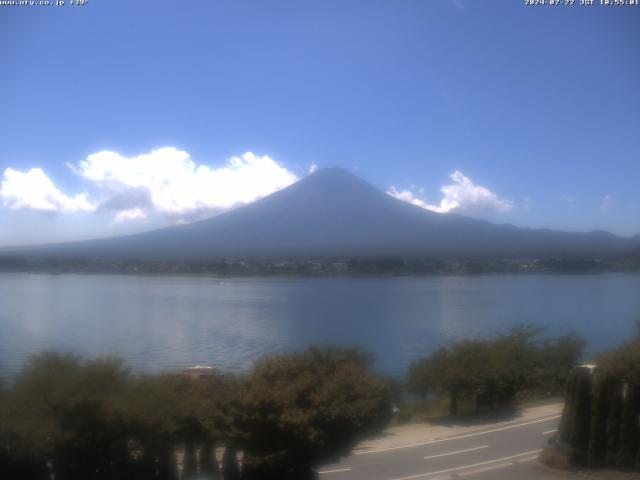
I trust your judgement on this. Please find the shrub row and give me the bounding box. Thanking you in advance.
[0,347,391,480]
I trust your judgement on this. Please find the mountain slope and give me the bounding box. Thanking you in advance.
[4,168,638,260]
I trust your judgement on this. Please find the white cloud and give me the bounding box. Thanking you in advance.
[308,163,319,174]
[70,147,298,222]
[0,167,95,213]
[601,194,612,211]
[386,186,432,210]
[387,170,513,214]
[113,208,147,223]
[1,148,299,224]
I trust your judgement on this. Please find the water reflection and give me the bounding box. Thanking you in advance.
[0,273,639,377]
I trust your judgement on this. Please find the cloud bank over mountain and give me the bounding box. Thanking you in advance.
[1,148,299,223]
[2,148,515,226]
[2,168,636,261]
[2,146,629,248]
[387,170,513,215]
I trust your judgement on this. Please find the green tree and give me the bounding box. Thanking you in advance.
[4,352,131,480]
[177,371,242,479]
[114,374,192,480]
[236,347,391,479]
[536,333,585,395]
[409,338,515,415]
[409,327,585,417]
[407,356,438,402]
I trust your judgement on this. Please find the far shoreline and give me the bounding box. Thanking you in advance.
[1,255,639,277]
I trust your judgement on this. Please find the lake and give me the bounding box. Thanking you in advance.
[1,273,639,378]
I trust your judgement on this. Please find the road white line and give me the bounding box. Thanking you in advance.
[424,445,488,460]
[318,467,353,474]
[388,449,542,480]
[542,429,557,435]
[517,455,540,463]
[355,415,560,455]
[457,462,512,476]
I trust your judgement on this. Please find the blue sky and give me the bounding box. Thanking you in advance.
[1,0,639,246]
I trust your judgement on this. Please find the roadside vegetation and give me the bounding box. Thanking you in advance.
[404,326,584,420]
[0,347,391,480]
[0,327,598,479]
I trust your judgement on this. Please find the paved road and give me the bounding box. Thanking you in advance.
[317,413,561,480]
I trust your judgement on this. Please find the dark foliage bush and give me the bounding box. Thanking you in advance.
[407,326,584,416]
[0,347,390,479]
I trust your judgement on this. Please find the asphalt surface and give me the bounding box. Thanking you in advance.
[317,413,561,480]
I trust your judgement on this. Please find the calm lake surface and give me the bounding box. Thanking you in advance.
[1,273,639,378]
